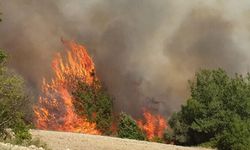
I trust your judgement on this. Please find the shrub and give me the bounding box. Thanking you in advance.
[72,80,113,135]
[117,112,146,140]
[12,120,31,144]
[164,128,174,143]
[0,50,31,143]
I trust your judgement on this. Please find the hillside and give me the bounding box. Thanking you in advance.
[30,130,212,150]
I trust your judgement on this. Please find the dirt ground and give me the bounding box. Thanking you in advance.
[30,130,212,150]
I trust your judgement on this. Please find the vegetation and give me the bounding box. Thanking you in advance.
[0,50,32,144]
[1,11,249,148]
[164,128,174,143]
[0,16,49,149]
[117,112,146,140]
[0,50,50,149]
[72,80,113,135]
[151,136,164,143]
[168,69,250,150]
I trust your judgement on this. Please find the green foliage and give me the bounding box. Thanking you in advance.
[217,117,250,150]
[72,80,113,135]
[12,120,31,144]
[151,136,164,143]
[169,112,189,144]
[117,112,146,140]
[169,69,250,150]
[164,128,174,143]
[0,50,7,65]
[0,50,31,143]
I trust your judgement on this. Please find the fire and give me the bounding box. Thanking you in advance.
[138,110,167,140]
[34,41,100,134]
[33,40,168,139]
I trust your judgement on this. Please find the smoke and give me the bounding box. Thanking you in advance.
[1,0,250,117]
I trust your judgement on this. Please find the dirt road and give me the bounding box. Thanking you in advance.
[30,130,212,150]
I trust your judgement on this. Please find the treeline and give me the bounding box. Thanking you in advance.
[1,49,250,150]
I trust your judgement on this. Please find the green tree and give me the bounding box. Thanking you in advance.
[0,50,31,143]
[217,116,250,150]
[117,112,146,140]
[169,69,250,150]
[72,80,113,135]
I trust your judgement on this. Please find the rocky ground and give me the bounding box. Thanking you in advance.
[29,130,212,150]
[0,142,44,150]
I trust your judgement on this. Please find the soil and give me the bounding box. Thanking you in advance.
[30,129,213,150]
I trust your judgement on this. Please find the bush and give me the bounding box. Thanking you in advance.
[12,120,31,144]
[0,50,31,143]
[169,69,250,149]
[72,80,113,135]
[164,128,174,143]
[117,112,146,140]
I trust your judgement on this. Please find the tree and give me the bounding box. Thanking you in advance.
[217,116,250,150]
[169,69,250,150]
[72,80,113,135]
[0,50,31,143]
[117,112,146,140]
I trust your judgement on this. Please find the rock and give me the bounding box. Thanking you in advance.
[29,145,37,149]
[3,128,16,140]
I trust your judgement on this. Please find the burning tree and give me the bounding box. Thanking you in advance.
[34,41,101,134]
[72,80,114,135]
[33,40,168,141]
[137,110,168,142]
[117,112,146,140]
[117,110,168,142]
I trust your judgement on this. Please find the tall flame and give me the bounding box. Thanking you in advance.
[34,41,100,134]
[138,110,167,140]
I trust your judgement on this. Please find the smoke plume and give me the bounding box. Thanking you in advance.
[1,0,250,117]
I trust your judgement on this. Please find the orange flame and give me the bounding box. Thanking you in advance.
[138,110,167,140]
[34,41,100,134]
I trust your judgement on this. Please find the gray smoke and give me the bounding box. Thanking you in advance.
[1,0,250,117]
